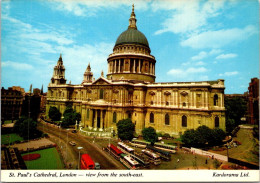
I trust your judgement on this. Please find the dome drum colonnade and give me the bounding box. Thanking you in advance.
[106,4,156,83]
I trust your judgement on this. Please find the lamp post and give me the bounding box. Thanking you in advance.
[77,146,83,169]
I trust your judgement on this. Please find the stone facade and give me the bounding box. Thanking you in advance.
[1,86,25,121]
[46,6,226,137]
[247,77,259,125]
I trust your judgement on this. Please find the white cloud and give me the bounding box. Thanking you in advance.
[181,25,257,49]
[216,53,237,59]
[167,66,208,81]
[2,61,34,70]
[56,42,114,84]
[49,0,150,17]
[153,0,226,35]
[195,61,205,66]
[191,51,207,60]
[21,33,73,45]
[209,49,222,55]
[219,71,238,76]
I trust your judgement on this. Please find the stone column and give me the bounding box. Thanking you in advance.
[194,92,196,108]
[119,59,121,73]
[153,64,155,75]
[205,92,208,108]
[94,109,97,129]
[114,60,117,73]
[100,110,103,129]
[90,109,93,127]
[133,59,136,73]
[139,59,141,73]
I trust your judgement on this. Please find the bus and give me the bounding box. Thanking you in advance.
[154,142,177,153]
[141,149,161,165]
[129,153,150,167]
[107,144,123,160]
[81,154,95,169]
[120,154,140,170]
[130,139,150,148]
[118,142,134,154]
[146,145,171,161]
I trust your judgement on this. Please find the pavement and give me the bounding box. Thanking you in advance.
[11,138,55,152]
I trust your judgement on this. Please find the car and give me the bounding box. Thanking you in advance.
[69,141,76,146]
[95,162,101,169]
[71,130,77,133]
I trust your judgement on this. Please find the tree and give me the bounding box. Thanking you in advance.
[142,127,158,145]
[14,117,40,139]
[225,97,247,133]
[48,106,61,121]
[116,118,135,141]
[212,128,226,146]
[196,125,213,146]
[181,129,199,147]
[181,125,226,148]
[61,105,81,128]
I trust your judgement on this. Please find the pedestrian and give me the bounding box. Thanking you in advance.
[177,158,179,163]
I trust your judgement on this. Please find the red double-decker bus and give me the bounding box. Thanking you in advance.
[107,144,123,159]
[81,154,95,170]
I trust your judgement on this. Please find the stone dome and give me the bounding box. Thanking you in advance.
[115,28,149,48]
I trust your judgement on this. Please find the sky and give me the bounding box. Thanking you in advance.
[1,0,259,94]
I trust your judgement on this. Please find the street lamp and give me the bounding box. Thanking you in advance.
[77,146,83,169]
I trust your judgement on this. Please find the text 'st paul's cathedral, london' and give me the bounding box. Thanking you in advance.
[46,5,225,137]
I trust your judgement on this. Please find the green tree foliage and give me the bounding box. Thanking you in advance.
[181,125,226,148]
[142,127,158,145]
[225,97,247,133]
[48,106,61,121]
[116,118,135,141]
[181,129,199,147]
[212,128,226,146]
[61,105,81,128]
[14,116,41,139]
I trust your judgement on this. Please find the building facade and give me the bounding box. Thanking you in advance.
[1,86,25,122]
[46,6,226,137]
[247,77,259,125]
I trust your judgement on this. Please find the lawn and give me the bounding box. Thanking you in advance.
[22,147,64,169]
[209,128,259,165]
[1,133,24,145]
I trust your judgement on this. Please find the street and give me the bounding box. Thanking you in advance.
[38,121,126,170]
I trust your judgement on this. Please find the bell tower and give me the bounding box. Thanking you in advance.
[50,54,66,85]
[83,63,93,84]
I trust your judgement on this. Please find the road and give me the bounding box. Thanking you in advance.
[38,121,126,170]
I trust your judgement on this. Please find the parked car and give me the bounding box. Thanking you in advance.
[69,141,76,146]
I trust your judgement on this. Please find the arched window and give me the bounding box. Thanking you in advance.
[150,113,154,123]
[100,89,104,99]
[215,116,219,127]
[165,113,170,125]
[128,112,131,119]
[182,115,187,127]
[214,94,218,106]
[113,112,117,123]
[87,109,89,119]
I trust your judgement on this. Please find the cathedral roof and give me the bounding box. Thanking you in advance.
[114,4,149,48]
[115,28,149,48]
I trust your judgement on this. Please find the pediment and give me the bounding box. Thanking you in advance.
[149,91,156,95]
[164,91,171,96]
[92,77,111,85]
[180,91,188,96]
